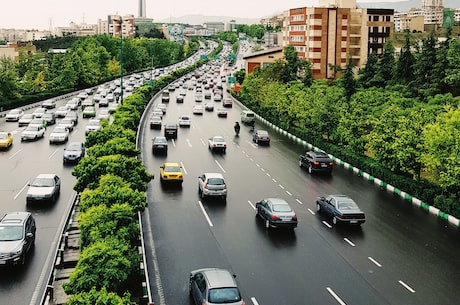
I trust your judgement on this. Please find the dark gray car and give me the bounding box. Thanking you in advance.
[0,212,36,266]
[255,198,298,229]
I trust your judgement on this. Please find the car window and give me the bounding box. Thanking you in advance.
[195,273,206,292]
[0,226,23,241]
[208,178,224,185]
[165,166,181,172]
[32,178,54,187]
[273,204,292,212]
[208,288,241,303]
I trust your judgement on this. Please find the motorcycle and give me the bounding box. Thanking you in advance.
[234,122,240,136]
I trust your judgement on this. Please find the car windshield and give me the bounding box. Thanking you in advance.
[0,226,23,241]
[25,126,40,131]
[10,109,21,114]
[337,199,359,210]
[67,143,82,151]
[213,137,225,142]
[154,138,167,144]
[273,204,292,212]
[257,131,268,135]
[208,287,241,303]
[31,178,54,187]
[88,120,100,126]
[165,166,181,172]
[53,127,67,133]
[208,178,224,185]
[0,133,8,139]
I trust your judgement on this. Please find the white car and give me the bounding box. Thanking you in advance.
[32,107,47,118]
[193,105,204,115]
[217,108,228,117]
[178,115,191,127]
[85,119,102,135]
[26,174,61,204]
[156,103,167,114]
[55,106,69,118]
[205,102,214,111]
[58,118,75,132]
[5,109,24,122]
[49,126,70,144]
[152,109,163,119]
[21,125,45,141]
[66,99,79,111]
[208,136,227,153]
[98,109,110,120]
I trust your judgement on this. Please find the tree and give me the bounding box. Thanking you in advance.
[341,56,355,99]
[65,287,136,305]
[393,30,415,85]
[280,45,300,83]
[412,31,438,98]
[0,57,20,100]
[374,40,395,87]
[357,52,378,89]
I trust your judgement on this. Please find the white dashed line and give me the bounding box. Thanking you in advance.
[180,161,188,175]
[251,297,260,305]
[215,160,226,173]
[198,201,213,227]
[272,178,277,183]
[247,200,256,210]
[296,199,303,205]
[14,182,29,200]
[278,184,285,189]
[368,257,382,268]
[344,238,355,247]
[398,280,415,293]
[307,208,315,215]
[186,138,192,147]
[49,149,59,159]
[256,163,260,168]
[266,173,271,177]
[322,221,332,229]
[286,190,292,196]
[8,148,23,160]
[326,287,347,305]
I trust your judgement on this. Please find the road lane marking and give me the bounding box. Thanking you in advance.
[398,280,415,293]
[200,138,205,146]
[248,200,256,210]
[171,139,176,147]
[255,163,260,168]
[250,297,260,305]
[180,161,188,175]
[198,201,213,227]
[14,181,29,200]
[272,178,277,183]
[215,160,226,173]
[260,167,265,172]
[8,148,23,160]
[344,238,355,247]
[296,199,303,205]
[265,172,271,177]
[322,221,332,229]
[49,149,59,159]
[368,257,382,267]
[326,287,347,305]
[186,138,192,147]
[278,184,285,189]
[307,208,315,215]
[286,190,292,196]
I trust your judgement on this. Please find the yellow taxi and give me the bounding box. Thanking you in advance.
[159,162,183,186]
[0,131,13,149]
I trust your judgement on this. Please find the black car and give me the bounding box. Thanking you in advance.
[63,142,85,164]
[252,130,270,145]
[176,95,184,103]
[316,195,366,226]
[0,212,36,266]
[152,136,168,155]
[299,150,334,174]
[164,123,178,139]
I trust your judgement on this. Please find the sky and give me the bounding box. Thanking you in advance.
[1,0,404,30]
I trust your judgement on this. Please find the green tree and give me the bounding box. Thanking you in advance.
[393,30,415,85]
[374,40,395,87]
[65,287,136,305]
[0,57,20,100]
[357,52,378,88]
[85,124,136,148]
[280,45,300,83]
[445,38,460,93]
[412,31,438,98]
[341,56,355,99]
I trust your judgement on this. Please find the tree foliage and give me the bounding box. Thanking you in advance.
[65,287,136,305]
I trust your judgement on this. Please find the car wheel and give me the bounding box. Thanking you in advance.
[316,203,321,213]
[265,219,270,229]
[308,165,313,174]
[298,160,302,167]
[332,217,338,225]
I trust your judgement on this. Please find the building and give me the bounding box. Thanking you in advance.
[102,15,136,38]
[282,0,393,79]
[54,22,98,37]
[203,22,225,34]
[243,47,284,73]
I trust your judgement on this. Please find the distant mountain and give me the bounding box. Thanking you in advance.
[358,0,459,12]
[155,14,259,25]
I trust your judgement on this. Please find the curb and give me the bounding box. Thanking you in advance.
[252,111,460,227]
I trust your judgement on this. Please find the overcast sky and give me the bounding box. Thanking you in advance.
[1,0,403,30]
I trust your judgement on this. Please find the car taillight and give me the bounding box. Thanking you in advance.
[329,162,334,166]
[204,182,208,189]
[223,183,227,189]
[293,215,298,221]
[271,215,279,220]
[313,161,320,166]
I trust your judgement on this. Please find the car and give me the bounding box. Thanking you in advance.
[106,93,115,102]
[167,85,175,92]
[164,123,178,139]
[85,119,102,135]
[49,126,70,144]
[252,130,270,145]
[0,131,13,149]
[161,90,170,103]
[149,115,162,130]
[42,112,56,125]
[316,195,366,225]
[216,108,228,118]
[193,104,204,115]
[205,102,214,111]
[97,109,110,120]
[5,109,24,122]
[159,162,183,185]
[81,98,95,108]
[152,136,168,155]
[63,142,86,164]
[28,118,47,129]
[66,98,80,111]
[58,118,75,132]
[255,198,298,229]
[213,94,222,102]
[204,91,212,99]
[108,103,118,114]
[21,125,45,141]
[176,95,184,103]
[299,151,334,174]
[42,99,56,109]
[18,114,34,127]
[241,110,255,124]
[32,107,47,119]
[195,93,203,102]
[189,268,245,305]
[55,106,69,118]
[77,91,88,101]
[93,93,102,103]
[0,212,36,266]
[99,98,109,107]
[222,98,233,108]
[178,115,191,127]
[152,109,163,119]
[156,103,167,114]
[65,111,79,125]
[198,173,227,201]
[26,174,61,204]
[82,106,96,118]
[208,136,227,153]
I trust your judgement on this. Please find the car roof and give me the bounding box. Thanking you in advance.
[35,173,57,179]
[0,212,32,225]
[266,198,289,205]
[203,173,224,179]
[164,162,180,167]
[193,268,237,289]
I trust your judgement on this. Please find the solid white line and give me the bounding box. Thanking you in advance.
[398,280,416,293]
[215,160,226,173]
[326,287,347,305]
[251,297,260,305]
[278,184,285,189]
[296,199,303,205]
[286,190,292,196]
[8,148,23,160]
[198,201,213,227]
[344,238,355,247]
[307,208,315,215]
[14,182,29,200]
[322,221,332,229]
[247,200,256,210]
[49,149,59,159]
[368,257,382,267]
[180,161,188,175]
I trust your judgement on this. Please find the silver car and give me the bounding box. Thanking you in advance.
[189,268,245,305]
[21,125,45,141]
[0,212,36,265]
[26,174,61,204]
[255,198,298,229]
[198,173,227,201]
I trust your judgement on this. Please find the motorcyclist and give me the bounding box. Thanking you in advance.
[248,119,255,132]
[234,122,240,135]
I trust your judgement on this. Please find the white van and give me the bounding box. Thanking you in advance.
[240,110,255,123]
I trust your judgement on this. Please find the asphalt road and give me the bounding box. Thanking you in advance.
[140,75,460,305]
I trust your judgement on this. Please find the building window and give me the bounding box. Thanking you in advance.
[373,16,379,21]
[373,26,378,33]
[385,26,390,33]
[386,16,390,22]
